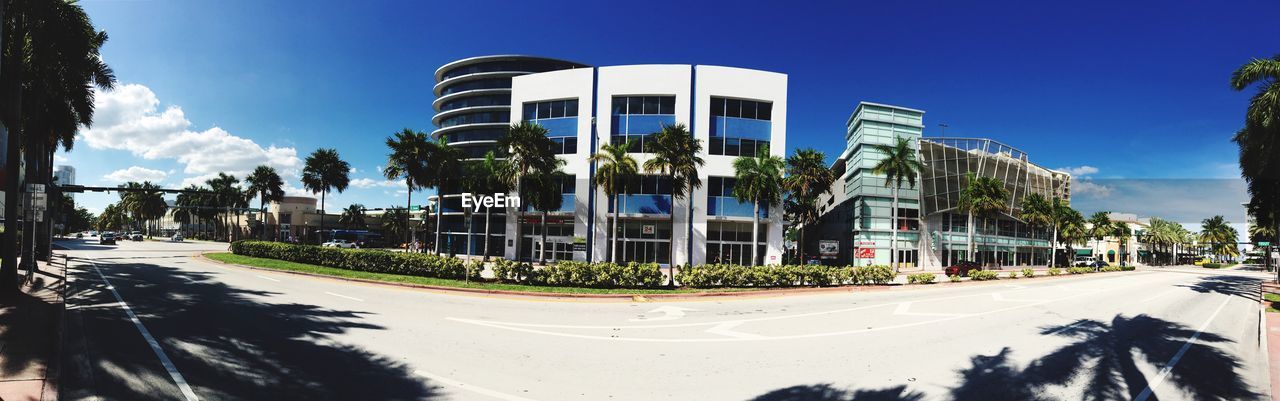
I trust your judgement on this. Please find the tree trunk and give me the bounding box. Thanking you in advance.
[319,190,326,244]
[611,194,618,264]
[751,202,760,266]
[513,177,523,261]
[890,186,898,273]
[967,211,975,263]
[465,211,474,262]
[405,184,412,247]
[435,192,443,255]
[483,206,492,261]
[539,210,548,264]
[1050,226,1058,268]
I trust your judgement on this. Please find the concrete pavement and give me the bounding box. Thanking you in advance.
[58,239,1271,400]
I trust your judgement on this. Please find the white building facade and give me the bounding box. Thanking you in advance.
[503,64,788,266]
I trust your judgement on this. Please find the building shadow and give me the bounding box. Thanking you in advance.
[743,314,1261,401]
[61,261,438,401]
[1177,275,1261,302]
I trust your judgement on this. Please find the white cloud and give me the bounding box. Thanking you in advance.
[1059,165,1099,177]
[1072,179,1113,198]
[350,177,405,189]
[104,166,168,183]
[54,153,70,164]
[80,83,303,183]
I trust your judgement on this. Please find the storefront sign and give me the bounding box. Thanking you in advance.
[819,240,839,259]
[856,248,875,259]
[642,225,655,235]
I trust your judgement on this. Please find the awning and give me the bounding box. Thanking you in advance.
[1076,249,1092,256]
[1108,250,1116,255]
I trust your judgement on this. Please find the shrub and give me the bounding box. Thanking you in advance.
[1067,267,1092,275]
[1047,267,1061,276]
[491,259,533,283]
[859,265,895,285]
[968,270,999,281]
[1007,271,1019,279]
[1021,268,1034,278]
[1120,265,1136,271]
[1099,266,1122,272]
[1202,263,1223,269]
[949,274,961,283]
[907,273,936,284]
[527,260,663,288]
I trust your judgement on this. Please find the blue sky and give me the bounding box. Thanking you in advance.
[68,0,1278,233]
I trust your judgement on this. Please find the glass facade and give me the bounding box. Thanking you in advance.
[706,176,767,218]
[523,99,579,154]
[709,97,772,156]
[608,176,673,215]
[610,96,677,153]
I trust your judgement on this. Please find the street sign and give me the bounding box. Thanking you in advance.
[31,192,47,209]
[1261,242,1272,247]
[410,205,421,211]
[27,183,44,193]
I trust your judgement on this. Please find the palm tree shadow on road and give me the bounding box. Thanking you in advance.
[745,311,1262,401]
[61,259,439,401]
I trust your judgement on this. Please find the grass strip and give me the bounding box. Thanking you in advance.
[203,252,767,295]
[1266,293,1280,313]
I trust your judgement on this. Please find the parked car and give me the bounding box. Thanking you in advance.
[945,260,982,277]
[322,239,357,249]
[170,234,184,242]
[128,232,144,241]
[1074,256,1097,267]
[100,232,116,245]
[75,232,83,239]
[1090,260,1108,270]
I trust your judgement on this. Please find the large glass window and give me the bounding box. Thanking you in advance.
[706,176,767,218]
[709,97,772,156]
[438,111,510,128]
[611,96,676,153]
[523,99,579,154]
[706,221,766,265]
[609,175,673,215]
[438,94,511,112]
[438,78,512,96]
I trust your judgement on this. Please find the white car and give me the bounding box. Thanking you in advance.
[170,234,184,242]
[1074,256,1097,267]
[322,239,357,249]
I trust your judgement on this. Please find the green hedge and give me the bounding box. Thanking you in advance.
[230,240,475,280]
[1202,263,1223,269]
[907,273,937,284]
[968,270,999,281]
[491,259,664,289]
[676,264,894,288]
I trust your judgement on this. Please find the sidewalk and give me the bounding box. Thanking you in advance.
[0,259,66,401]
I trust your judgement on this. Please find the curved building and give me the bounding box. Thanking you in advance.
[431,55,587,256]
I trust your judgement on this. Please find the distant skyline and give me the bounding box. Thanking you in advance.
[67,0,1277,236]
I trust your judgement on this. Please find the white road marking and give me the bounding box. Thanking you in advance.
[254,275,280,282]
[705,321,764,339]
[628,306,698,322]
[990,292,1048,303]
[1133,295,1233,401]
[415,369,539,401]
[324,292,365,302]
[1139,288,1179,303]
[90,262,201,401]
[893,302,969,317]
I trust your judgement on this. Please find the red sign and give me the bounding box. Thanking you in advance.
[856,248,875,259]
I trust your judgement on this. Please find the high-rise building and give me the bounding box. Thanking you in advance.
[505,64,788,265]
[431,55,588,256]
[814,102,1071,270]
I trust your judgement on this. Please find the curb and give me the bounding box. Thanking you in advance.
[195,252,1146,301]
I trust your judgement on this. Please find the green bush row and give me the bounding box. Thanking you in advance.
[1047,267,1062,276]
[230,240,476,280]
[968,270,1000,281]
[1202,263,1223,269]
[907,273,937,284]
[491,259,664,288]
[676,264,894,288]
[1021,268,1035,278]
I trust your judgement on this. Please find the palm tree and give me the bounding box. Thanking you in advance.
[870,137,923,271]
[205,173,242,241]
[1018,193,1053,266]
[1058,208,1088,262]
[339,204,367,229]
[1200,215,1237,262]
[497,122,559,261]
[470,151,513,261]
[1111,223,1132,266]
[384,128,431,247]
[590,141,638,263]
[382,207,408,245]
[302,148,351,243]
[1087,211,1114,263]
[1,0,116,290]
[784,149,835,264]
[958,173,1009,265]
[643,123,704,274]
[245,165,285,240]
[427,139,463,255]
[732,146,785,266]
[525,169,567,264]
[1231,55,1280,277]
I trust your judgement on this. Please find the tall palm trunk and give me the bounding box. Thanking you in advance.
[967,211,976,264]
[611,194,619,263]
[405,183,412,247]
[889,186,898,273]
[465,210,474,262]
[434,193,443,255]
[751,202,760,266]
[319,190,326,244]
[482,206,492,261]
[539,210,548,264]
[1050,226,1059,268]
[513,177,523,261]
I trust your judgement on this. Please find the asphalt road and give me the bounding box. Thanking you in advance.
[56,238,1271,401]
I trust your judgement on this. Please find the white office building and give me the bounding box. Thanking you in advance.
[503,64,788,266]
